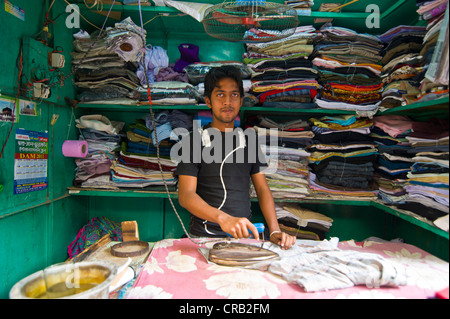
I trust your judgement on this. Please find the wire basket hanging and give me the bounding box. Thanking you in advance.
[202,0,299,43]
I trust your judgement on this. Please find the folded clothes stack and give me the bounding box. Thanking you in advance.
[262,155,311,199]
[71,18,144,104]
[415,0,449,102]
[138,81,201,105]
[113,110,193,188]
[377,25,428,108]
[307,115,378,198]
[73,115,125,189]
[376,0,449,109]
[312,26,384,112]
[397,117,449,231]
[244,26,320,109]
[275,203,333,240]
[370,115,415,204]
[250,115,315,148]
[136,45,189,87]
[246,115,312,199]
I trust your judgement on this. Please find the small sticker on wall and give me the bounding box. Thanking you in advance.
[19,99,37,116]
[5,0,25,21]
[0,96,18,122]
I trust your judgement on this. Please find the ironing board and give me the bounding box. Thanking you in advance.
[123,238,448,299]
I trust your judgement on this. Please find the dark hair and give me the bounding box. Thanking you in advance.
[203,65,244,100]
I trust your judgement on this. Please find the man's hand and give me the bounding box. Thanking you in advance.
[269,231,295,250]
[218,215,260,240]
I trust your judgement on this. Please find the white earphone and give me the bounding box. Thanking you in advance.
[199,126,246,235]
[199,127,246,149]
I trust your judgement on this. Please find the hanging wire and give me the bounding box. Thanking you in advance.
[0,42,23,159]
[135,0,225,246]
[49,0,117,90]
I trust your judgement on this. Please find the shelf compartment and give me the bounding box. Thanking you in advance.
[68,186,177,197]
[377,97,449,115]
[77,97,449,115]
[67,186,448,240]
[75,103,210,112]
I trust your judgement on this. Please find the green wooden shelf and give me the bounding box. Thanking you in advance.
[68,186,448,240]
[377,96,449,115]
[68,186,177,197]
[371,201,449,240]
[76,103,210,111]
[240,106,355,115]
[77,96,449,115]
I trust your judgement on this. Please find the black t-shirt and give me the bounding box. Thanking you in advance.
[174,124,268,237]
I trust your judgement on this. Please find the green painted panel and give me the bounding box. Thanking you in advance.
[317,204,387,241]
[1,0,78,217]
[163,197,191,239]
[0,100,50,216]
[386,216,449,262]
[48,103,80,199]
[50,196,90,264]
[0,206,48,299]
[0,196,88,299]
[165,35,245,63]
[0,1,46,94]
[88,196,165,242]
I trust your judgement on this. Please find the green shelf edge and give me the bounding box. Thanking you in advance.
[68,187,448,240]
[377,97,449,115]
[80,1,408,21]
[77,96,449,115]
[76,104,210,111]
[68,187,177,198]
[240,106,355,114]
[371,201,449,240]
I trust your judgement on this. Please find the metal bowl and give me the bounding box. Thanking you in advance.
[9,261,117,299]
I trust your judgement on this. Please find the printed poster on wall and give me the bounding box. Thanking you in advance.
[14,128,48,194]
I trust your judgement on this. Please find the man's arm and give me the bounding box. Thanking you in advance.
[177,175,259,239]
[251,172,295,249]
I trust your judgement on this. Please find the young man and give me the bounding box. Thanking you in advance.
[176,66,295,249]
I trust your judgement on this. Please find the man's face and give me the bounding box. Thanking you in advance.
[205,77,243,127]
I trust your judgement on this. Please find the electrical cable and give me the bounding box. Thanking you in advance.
[47,0,117,90]
[202,128,246,236]
[0,41,23,159]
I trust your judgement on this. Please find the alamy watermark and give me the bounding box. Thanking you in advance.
[65,4,80,29]
[366,4,380,29]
